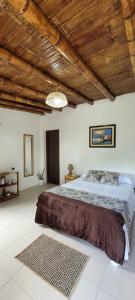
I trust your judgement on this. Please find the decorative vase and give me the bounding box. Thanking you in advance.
[39,179,44,185]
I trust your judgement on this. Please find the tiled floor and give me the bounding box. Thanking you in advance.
[0,184,135,300]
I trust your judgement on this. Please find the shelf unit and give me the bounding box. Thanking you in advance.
[0,171,19,202]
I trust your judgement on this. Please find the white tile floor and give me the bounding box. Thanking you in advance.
[0,184,135,300]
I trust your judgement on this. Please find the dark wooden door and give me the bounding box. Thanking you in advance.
[46,129,60,184]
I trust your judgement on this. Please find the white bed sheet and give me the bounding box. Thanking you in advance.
[62,178,135,220]
[62,178,135,260]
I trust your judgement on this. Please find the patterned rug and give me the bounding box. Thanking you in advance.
[16,234,89,297]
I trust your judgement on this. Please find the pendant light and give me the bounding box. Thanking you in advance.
[46,92,68,108]
[46,83,68,108]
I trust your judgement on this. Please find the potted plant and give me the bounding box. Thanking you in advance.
[37,169,45,185]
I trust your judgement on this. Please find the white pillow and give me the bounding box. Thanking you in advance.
[118,174,135,186]
[81,171,135,187]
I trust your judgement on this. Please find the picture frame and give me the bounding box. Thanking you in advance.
[89,124,116,148]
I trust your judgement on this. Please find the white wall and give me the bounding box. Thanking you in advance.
[0,93,135,190]
[0,108,41,190]
[40,93,135,184]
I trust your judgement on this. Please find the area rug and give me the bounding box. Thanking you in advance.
[15,234,89,297]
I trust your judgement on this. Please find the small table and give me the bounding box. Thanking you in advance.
[64,174,80,183]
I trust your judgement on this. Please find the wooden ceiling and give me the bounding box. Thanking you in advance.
[0,0,134,115]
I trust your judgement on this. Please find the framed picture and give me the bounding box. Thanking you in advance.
[89,124,116,148]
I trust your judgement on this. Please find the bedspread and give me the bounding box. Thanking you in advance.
[35,187,131,264]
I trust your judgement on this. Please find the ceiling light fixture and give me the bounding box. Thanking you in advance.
[46,91,68,108]
[46,83,68,108]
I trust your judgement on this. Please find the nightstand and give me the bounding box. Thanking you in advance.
[64,174,80,183]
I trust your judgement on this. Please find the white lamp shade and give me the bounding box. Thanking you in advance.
[46,92,68,108]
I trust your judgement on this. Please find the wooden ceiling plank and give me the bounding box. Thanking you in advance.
[128,40,135,56]
[121,0,135,77]
[0,92,52,113]
[0,104,44,114]
[0,46,93,105]
[120,0,135,18]
[6,0,114,101]
[0,77,76,112]
[67,102,76,109]
[0,98,44,112]
[0,75,47,100]
[0,91,51,110]
[0,99,44,114]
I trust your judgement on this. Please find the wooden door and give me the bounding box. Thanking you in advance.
[46,130,60,184]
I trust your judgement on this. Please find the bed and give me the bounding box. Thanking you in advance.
[35,171,135,264]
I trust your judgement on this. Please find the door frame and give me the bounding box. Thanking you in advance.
[45,129,60,184]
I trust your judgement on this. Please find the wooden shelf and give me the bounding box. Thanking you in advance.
[0,182,17,188]
[0,193,18,202]
[0,172,9,176]
[0,172,17,176]
[0,171,19,202]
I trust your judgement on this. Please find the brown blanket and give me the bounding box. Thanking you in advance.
[35,191,125,264]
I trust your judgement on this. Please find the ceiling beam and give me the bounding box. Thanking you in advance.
[0,98,45,113]
[0,79,64,111]
[0,99,44,114]
[6,0,114,101]
[68,102,76,109]
[0,91,52,112]
[121,0,135,77]
[0,46,93,105]
[0,75,47,100]
[0,76,75,111]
